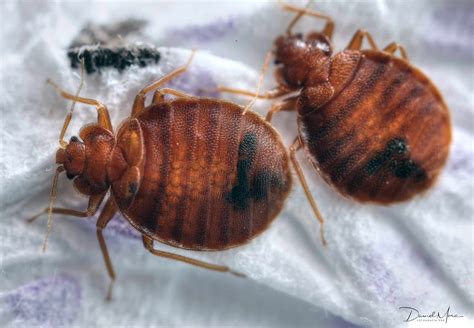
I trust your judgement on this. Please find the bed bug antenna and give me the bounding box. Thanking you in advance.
[42,166,65,253]
[281,0,313,35]
[29,59,87,252]
[42,59,85,251]
[242,51,272,115]
[52,57,86,149]
[138,49,197,97]
[279,0,334,39]
[68,57,85,125]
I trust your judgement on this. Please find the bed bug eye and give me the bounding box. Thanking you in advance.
[318,43,331,55]
[70,136,79,143]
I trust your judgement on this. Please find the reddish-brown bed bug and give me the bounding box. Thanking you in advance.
[28,51,293,300]
[219,1,452,236]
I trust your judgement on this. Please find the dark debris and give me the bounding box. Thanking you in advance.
[68,45,161,74]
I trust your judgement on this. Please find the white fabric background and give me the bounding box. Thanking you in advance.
[0,1,473,327]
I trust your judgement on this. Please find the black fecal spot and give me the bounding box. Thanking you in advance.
[366,152,389,175]
[227,169,285,210]
[226,133,285,210]
[67,20,160,74]
[238,133,258,163]
[386,138,408,155]
[226,133,257,210]
[251,171,284,201]
[227,185,249,210]
[365,138,408,175]
[128,182,138,195]
[364,137,427,182]
[68,46,161,74]
[391,159,427,181]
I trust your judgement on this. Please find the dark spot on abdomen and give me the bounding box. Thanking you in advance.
[365,138,409,175]
[346,137,427,199]
[251,171,285,201]
[364,137,426,181]
[226,132,285,210]
[391,159,427,181]
[226,133,257,210]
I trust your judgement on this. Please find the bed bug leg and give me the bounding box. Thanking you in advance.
[142,236,245,277]
[95,196,118,301]
[217,85,292,100]
[46,58,86,148]
[27,192,106,223]
[278,0,335,38]
[47,80,113,136]
[28,192,107,252]
[151,88,194,105]
[289,138,327,246]
[160,88,194,99]
[218,54,294,101]
[265,96,298,122]
[131,91,146,117]
[242,51,273,115]
[383,42,409,60]
[132,50,196,116]
[346,29,378,50]
[151,89,165,104]
[54,58,85,148]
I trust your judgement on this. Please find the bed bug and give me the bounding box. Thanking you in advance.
[28,51,293,300]
[219,1,451,235]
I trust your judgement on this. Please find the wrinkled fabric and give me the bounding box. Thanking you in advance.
[0,1,473,327]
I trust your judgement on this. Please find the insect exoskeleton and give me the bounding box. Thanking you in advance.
[110,97,292,251]
[218,1,451,235]
[29,50,294,300]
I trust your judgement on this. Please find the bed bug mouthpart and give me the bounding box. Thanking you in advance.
[219,1,451,243]
[28,50,295,300]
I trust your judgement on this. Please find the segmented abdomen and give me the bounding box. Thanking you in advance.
[299,51,451,203]
[123,98,291,250]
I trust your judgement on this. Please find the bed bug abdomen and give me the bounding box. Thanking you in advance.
[114,98,292,250]
[298,51,451,203]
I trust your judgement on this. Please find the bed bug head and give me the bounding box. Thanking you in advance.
[273,32,332,88]
[40,58,117,253]
[56,136,86,179]
[274,1,334,88]
[56,126,115,196]
[37,135,85,253]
